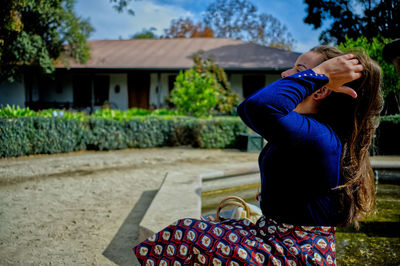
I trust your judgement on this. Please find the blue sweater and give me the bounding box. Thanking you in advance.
[237,69,342,226]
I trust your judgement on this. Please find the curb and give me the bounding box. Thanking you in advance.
[138,172,202,242]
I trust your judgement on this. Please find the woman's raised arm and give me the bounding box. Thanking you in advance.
[313,54,364,98]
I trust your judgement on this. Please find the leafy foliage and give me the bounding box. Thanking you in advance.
[170,69,219,117]
[0,115,248,157]
[0,105,397,157]
[203,0,295,50]
[109,0,136,15]
[380,114,400,124]
[163,17,214,38]
[0,105,181,120]
[92,108,182,120]
[0,117,89,157]
[338,36,400,113]
[0,105,36,117]
[131,27,158,39]
[0,105,87,120]
[303,0,400,44]
[192,54,241,115]
[169,54,241,117]
[0,0,93,82]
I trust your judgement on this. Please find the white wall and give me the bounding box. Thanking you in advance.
[0,77,26,107]
[160,73,170,106]
[149,73,159,108]
[109,74,128,110]
[149,72,176,108]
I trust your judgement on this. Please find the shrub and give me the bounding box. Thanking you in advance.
[0,115,248,157]
[169,54,241,117]
[0,104,36,117]
[380,114,400,124]
[191,117,248,148]
[0,106,182,120]
[0,117,89,157]
[170,69,219,117]
[0,117,34,157]
[192,53,241,115]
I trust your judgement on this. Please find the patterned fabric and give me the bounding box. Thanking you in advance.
[133,216,336,266]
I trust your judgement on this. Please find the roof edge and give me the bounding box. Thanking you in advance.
[55,66,287,72]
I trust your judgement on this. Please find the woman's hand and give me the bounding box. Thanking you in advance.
[312,54,364,98]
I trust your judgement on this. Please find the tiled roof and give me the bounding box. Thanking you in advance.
[58,38,301,70]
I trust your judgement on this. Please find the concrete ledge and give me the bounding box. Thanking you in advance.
[138,172,202,242]
[137,165,258,242]
[371,159,400,170]
[200,164,259,181]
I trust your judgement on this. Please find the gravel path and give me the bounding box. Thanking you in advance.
[0,148,257,265]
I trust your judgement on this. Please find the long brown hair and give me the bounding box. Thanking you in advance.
[311,45,384,227]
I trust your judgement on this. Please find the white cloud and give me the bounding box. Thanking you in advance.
[76,0,195,40]
[295,40,319,53]
[132,1,194,36]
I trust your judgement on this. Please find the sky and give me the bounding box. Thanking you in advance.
[74,0,327,53]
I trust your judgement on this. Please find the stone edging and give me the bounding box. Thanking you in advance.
[137,166,259,242]
[138,172,202,242]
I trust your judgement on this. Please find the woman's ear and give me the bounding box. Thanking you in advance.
[313,87,332,101]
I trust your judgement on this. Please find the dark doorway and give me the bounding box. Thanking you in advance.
[94,76,110,106]
[73,75,110,108]
[168,74,177,93]
[73,76,92,108]
[242,75,266,98]
[128,73,150,109]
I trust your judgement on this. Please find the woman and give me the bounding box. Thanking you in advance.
[133,46,382,265]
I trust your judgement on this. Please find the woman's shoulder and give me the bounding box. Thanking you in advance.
[296,114,342,151]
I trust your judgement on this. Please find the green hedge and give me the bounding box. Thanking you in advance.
[1,113,398,158]
[0,117,89,157]
[0,116,248,158]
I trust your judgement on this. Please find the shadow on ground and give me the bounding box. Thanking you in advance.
[103,190,157,266]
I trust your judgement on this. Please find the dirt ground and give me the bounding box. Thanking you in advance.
[0,147,258,266]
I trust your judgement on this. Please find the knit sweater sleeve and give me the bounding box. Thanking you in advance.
[237,69,332,147]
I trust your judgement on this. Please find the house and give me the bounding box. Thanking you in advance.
[0,38,300,111]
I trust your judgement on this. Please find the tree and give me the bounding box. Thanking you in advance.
[303,0,400,44]
[338,36,400,114]
[131,27,158,39]
[170,69,219,117]
[191,53,241,115]
[109,0,136,15]
[203,0,295,50]
[0,0,93,82]
[163,18,214,38]
[169,54,240,116]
